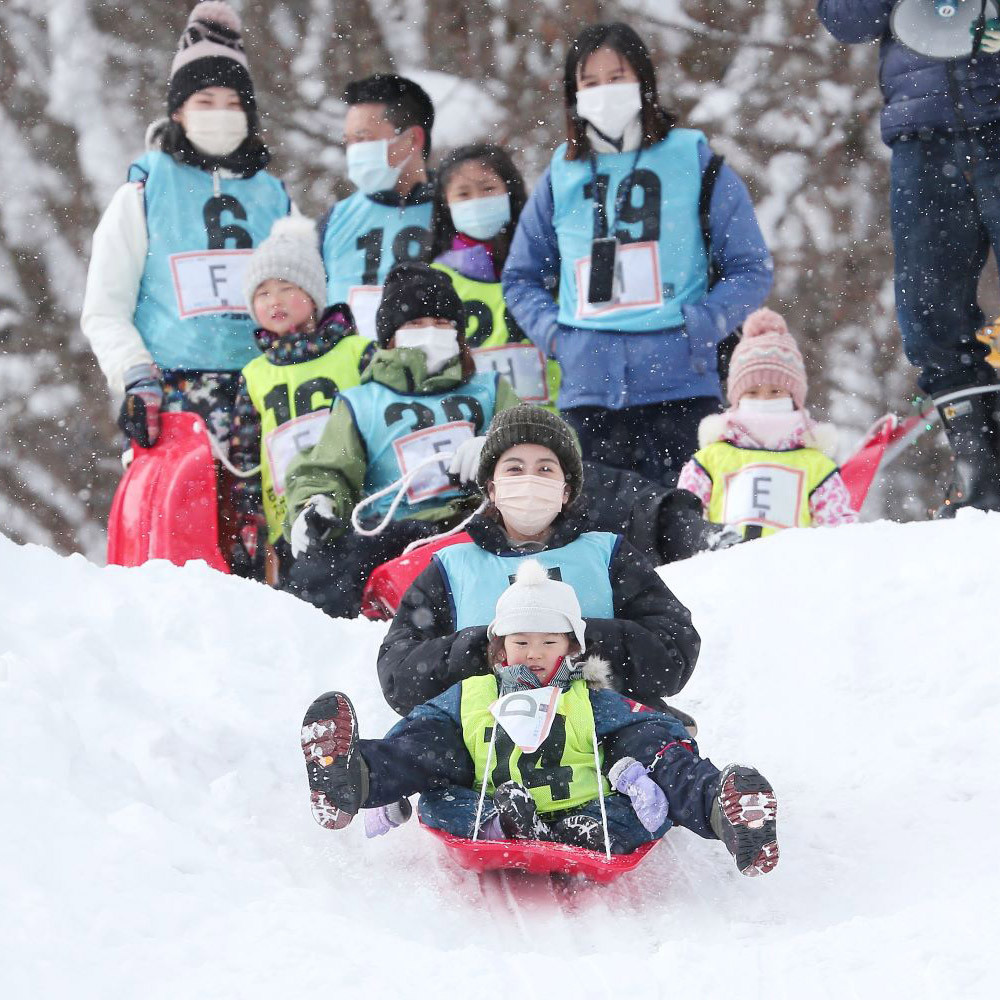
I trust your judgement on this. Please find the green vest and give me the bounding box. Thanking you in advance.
[460,674,610,816]
[433,262,561,409]
[243,336,370,541]
[694,440,838,538]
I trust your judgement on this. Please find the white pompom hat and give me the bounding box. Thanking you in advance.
[488,560,586,648]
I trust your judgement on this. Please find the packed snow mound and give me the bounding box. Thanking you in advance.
[2,516,999,999]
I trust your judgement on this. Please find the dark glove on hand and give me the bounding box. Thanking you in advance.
[230,512,268,579]
[118,363,163,448]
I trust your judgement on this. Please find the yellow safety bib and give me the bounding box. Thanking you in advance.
[433,262,561,409]
[460,674,610,816]
[694,440,838,538]
[243,336,370,541]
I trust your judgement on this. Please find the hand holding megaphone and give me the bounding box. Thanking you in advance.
[979,17,1000,51]
[891,0,1000,60]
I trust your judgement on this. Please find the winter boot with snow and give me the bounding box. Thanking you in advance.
[710,764,779,877]
[300,691,368,830]
[935,388,1000,517]
[550,813,609,852]
[493,781,552,841]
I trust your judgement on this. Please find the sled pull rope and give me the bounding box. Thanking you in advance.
[205,428,261,479]
[350,452,457,537]
[592,728,612,861]
[472,722,499,842]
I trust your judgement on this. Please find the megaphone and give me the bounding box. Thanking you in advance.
[891,0,999,59]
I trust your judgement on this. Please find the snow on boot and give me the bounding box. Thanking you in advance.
[493,781,552,841]
[710,764,779,877]
[300,691,368,830]
[935,388,1000,517]
[550,813,608,852]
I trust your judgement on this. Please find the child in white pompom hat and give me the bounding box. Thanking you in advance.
[299,560,780,877]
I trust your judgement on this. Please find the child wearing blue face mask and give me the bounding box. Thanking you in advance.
[431,145,561,410]
[319,75,436,341]
[677,308,858,538]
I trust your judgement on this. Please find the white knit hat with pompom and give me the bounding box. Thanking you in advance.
[488,560,586,648]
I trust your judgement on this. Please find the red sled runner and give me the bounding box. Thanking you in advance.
[107,412,230,573]
[422,823,657,883]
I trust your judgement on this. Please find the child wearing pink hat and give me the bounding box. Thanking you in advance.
[677,308,858,538]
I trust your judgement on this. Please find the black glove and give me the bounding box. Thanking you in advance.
[118,363,163,448]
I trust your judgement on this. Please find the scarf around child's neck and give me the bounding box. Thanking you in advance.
[495,656,582,695]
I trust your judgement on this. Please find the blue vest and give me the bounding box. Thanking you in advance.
[339,372,498,518]
[435,532,619,630]
[129,151,290,372]
[550,129,708,333]
[321,192,433,327]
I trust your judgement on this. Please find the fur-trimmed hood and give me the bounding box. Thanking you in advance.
[697,411,839,457]
[580,654,617,692]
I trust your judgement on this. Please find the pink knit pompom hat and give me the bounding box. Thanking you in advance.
[726,308,808,408]
[168,2,254,114]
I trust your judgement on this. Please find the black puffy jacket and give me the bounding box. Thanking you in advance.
[376,513,701,716]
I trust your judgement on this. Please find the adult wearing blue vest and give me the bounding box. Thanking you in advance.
[502,22,772,485]
[81,1,291,449]
[376,403,701,718]
[817,2,1000,515]
[319,75,435,342]
[282,263,519,620]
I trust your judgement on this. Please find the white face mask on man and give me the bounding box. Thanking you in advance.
[346,136,412,194]
[183,108,249,157]
[575,82,643,139]
[493,474,567,536]
[394,324,460,375]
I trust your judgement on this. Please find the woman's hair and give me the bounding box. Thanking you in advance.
[563,22,676,161]
[488,634,583,667]
[429,144,528,267]
[156,112,271,177]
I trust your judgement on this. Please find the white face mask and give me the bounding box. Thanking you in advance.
[493,475,567,536]
[738,396,795,415]
[346,137,410,194]
[394,325,460,375]
[183,109,248,157]
[575,82,642,140]
[449,193,511,241]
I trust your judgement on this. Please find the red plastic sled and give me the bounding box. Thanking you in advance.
[423,823,658,883]
[107,412,230,573]
[840,405,937,511]
[361,531,472,620]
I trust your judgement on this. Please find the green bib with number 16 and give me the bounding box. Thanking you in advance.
[243,338,370,542]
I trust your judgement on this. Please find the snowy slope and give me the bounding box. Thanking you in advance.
[2,516,998,999]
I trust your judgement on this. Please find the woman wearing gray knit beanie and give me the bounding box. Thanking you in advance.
[81,1,292,494]
[375,401,702,723]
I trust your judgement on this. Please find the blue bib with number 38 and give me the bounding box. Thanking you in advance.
[339,372,498,518]
[550,128,708,333]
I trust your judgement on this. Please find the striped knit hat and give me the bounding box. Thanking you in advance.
[726,308,808,408]
[168,2,255,114]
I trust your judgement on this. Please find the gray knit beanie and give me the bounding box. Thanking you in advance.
[243,216,328,325]
[477,404,584,503]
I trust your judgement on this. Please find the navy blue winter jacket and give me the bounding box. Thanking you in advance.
[817,0,1000,143]
[501,141,772,411]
